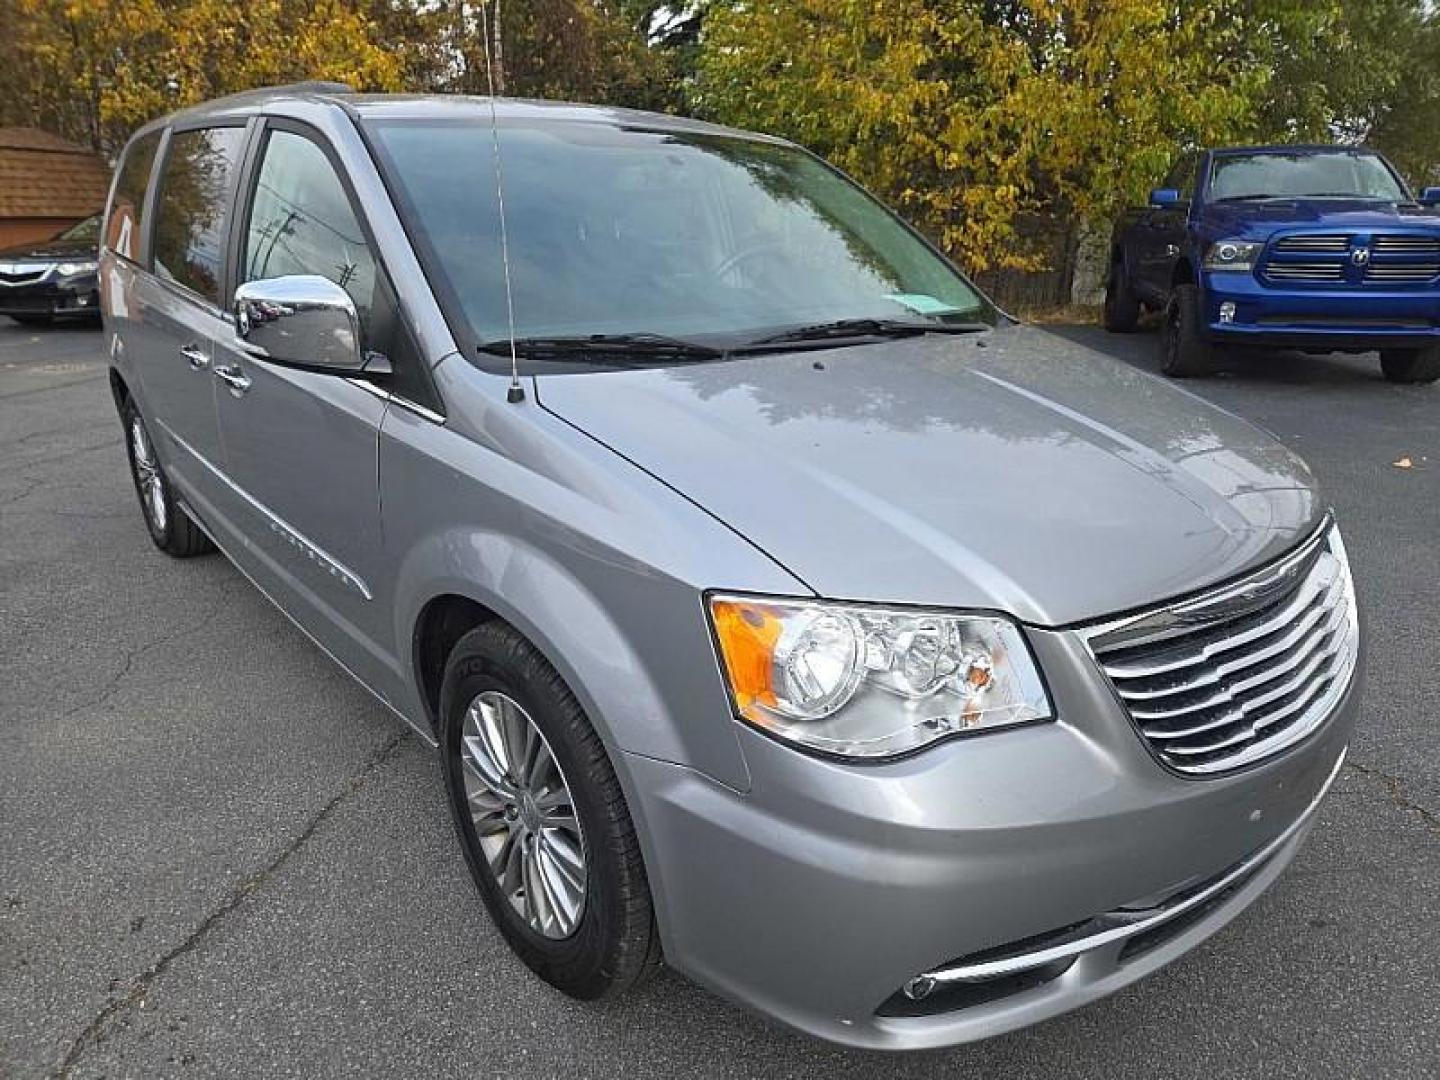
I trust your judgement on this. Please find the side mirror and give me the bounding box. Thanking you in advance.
[1149,188,1182,208]
[1420,187,1440,207]
[234,274,364,372]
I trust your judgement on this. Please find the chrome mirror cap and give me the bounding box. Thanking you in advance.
[234,274,363,372]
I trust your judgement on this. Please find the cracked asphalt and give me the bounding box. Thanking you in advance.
[2,316,1437,1078]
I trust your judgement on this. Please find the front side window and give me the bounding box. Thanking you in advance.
[242,129,376,331]
[366,120,995,355]
[1163,153,1199,200]
[151,126,247,302]
[106,132,161,262]
[1209,151,1407,202]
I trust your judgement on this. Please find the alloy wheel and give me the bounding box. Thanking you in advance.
[130,418,167,534]
[459,690,587,939]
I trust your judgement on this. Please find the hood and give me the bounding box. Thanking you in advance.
[536,325,1322,626]
[1197,198,1440,240]
[0,236,96,262]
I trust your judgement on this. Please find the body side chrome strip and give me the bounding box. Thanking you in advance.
[905,745,1347,997]
[158,421,374,601]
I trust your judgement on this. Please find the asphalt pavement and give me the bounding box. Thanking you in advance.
[1,316,1437,1078]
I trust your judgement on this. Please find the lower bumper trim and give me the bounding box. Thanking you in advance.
[903,744,1347,1000]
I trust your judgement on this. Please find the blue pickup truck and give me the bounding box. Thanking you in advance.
[1105,145,1440,383]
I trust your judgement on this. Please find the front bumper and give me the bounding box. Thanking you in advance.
[623,629,1362,1050]
[0,276,100,319]
[1201,271,1440,349]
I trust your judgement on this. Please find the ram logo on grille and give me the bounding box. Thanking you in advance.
[1081,522,1359,776]
[1350,246,1371,266]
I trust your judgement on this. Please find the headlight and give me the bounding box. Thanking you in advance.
[56,261,98,277]
[708,595,1052,759]
[1202,240,1261,272]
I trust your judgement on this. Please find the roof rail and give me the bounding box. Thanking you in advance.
[174,81,355,112]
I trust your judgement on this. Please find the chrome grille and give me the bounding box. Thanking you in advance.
[1272,234,1350,254]
[0,267,46,286]
[1264,262,1344,282]
[1372,234,1440,254]
[1082,523,1358,776]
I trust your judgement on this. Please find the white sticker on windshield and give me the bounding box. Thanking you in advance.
[884,293,963,315]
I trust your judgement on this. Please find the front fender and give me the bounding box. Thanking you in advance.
[391,525,754,791]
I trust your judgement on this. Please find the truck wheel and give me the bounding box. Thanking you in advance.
[440,622,662,1000]
[1160,284,1215,378]
[1379,347,1440,384]
[1103,261,1141,333]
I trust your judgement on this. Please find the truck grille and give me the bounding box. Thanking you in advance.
[1082,522,1358,776]
[1264,232,1440,285]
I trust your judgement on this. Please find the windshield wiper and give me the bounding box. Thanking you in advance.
[1215,194,1292,203]
[736,317,990,350]
[478,332,724,363]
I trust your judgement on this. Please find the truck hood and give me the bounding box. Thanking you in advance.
[1198,198,1440,240]
[535,325,1322,626]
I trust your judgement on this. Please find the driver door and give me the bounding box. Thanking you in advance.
[1134,152,1198,302]
[205,121,395,690]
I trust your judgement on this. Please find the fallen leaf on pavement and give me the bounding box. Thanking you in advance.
[1392,457,1413,469]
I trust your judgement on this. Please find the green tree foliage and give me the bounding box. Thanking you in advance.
[694,0,1344,271]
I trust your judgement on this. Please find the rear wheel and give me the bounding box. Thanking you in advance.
[1379,347,1440,384]
[1160,284,1216,377]
[120,397,214,557]
[440,622,661,1000]
[1102,260,1141,333]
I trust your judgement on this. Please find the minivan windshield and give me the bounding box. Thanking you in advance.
[366,120,995,357]
[1209,151,1407,202]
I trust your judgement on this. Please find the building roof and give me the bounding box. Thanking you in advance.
[0,128,111,220]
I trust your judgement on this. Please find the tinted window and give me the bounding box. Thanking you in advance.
[367,120,993,348]
[243,129,376,330]
[106,132,161,261]
[152,127,247,302]
[1163,153,1198,200]
[1209,151,1406,202]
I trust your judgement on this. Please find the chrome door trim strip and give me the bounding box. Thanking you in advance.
[158,420,374,601]
[905,744,1347,996]
[344,376,446,425]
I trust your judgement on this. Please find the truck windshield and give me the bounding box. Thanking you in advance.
[365,119,995,352]
[1209,151,1406,202]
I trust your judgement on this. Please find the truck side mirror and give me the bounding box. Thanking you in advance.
[1149,188,1182,209]
[1419,187,1440,207]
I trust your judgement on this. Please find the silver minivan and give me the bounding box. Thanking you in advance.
[100,84,1362,1050]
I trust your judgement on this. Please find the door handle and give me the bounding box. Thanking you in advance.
[180,343,208,371]
[213,364,252,395]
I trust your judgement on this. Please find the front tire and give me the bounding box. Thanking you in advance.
[1103,260,1141,333]
[440,622,661,1000]
[1379,347,1440,384]
[1160,284,1216,377]
[120,397,214,557]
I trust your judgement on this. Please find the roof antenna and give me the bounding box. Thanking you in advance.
[478,0,524,404]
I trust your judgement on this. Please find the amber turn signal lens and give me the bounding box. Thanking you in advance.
[710,598,783,710]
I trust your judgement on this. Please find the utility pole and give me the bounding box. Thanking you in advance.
[492,0,506,95]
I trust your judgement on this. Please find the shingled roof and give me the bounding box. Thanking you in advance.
[0,128,111,220]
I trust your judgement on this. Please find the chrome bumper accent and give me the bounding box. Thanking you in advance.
[904,745,1346,999]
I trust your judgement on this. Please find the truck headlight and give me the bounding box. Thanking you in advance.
[56,260,98,277]
[708,595,1052,759]
[1202,240,1261,272]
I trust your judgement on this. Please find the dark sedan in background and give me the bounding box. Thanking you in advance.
[0,213,102,325]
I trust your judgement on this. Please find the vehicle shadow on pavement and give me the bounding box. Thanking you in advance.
[1040,323,1396,388]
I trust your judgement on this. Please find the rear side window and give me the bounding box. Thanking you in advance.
[151,126,247,303]
[241,129,377,331]
[106,131,161,262]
